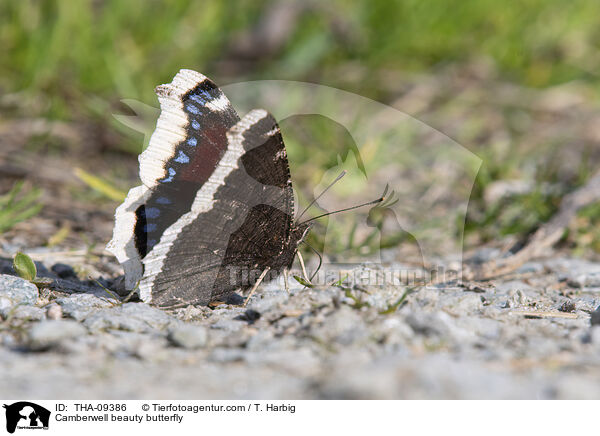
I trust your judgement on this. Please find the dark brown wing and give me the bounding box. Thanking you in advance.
[143,109,297,306]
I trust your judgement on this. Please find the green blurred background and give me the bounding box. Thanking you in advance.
[3,0,599,117]
[1,0,600,256]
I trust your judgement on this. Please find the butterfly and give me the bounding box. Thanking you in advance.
[108,70,311,307]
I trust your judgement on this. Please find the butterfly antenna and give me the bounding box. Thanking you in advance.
[297,170,347,221]
[299,196,384,225]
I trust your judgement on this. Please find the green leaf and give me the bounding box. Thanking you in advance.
[293,275,314,288]
[13,252,37,281]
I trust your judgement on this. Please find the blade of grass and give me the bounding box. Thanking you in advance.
[74,167,127,202]
[293,275,314,288]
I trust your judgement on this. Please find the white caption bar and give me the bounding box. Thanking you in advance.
[0,400,597,435]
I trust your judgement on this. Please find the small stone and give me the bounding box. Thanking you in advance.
[311,306,369,346]
[224,293,245,305]
[51,263,77,279]
[516,262,545,274]
[246,330,275,350]
[569,272,600,288]
[453,294,483,313]
[28,320,87,350]
[567,275,587,288]
[0,297,13,314]
[210,319,244,332]
[591,306,600,326]
[0,274,38,306]
[168,324,208,349]
[83,302,178,333]
[559,301,576,313]
[56,294,115,321]
[247,290,287,312]
[235,309,261,324]
[405,311,476,345]
[46,304,63,320]
[587,325,600,345]
[245,349,319,375]
[585,273,600,287]
[4,305,46,321]
[208,348,246,363]
[173,305,210,321]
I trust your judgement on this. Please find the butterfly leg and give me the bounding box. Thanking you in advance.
[283,267,290,294]
[244,267,270,306]
[296,251,312,285]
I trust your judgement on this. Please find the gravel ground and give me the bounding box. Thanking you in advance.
[2,254,600,399]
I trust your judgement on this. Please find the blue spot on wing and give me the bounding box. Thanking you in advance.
[199,89,213,99]
[147,239,157,248]
[189,89,213,105]
[156,196,171,205]
[145,207,160,219]
[144,223,157,232]
[187,137,197,147]
[191,120,201,130]
[161,167,176,183]
[174,150,189,163]
[186,103,200,115]
[189,94,205,105]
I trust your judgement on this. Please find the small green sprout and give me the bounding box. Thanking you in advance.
[13,252,37,281]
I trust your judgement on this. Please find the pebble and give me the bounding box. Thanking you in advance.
[3,256,600,399]
[568,272,600,289]
[0,297,14,317]
[83,302,178,333]
[56,294,115,321]
[591,306,600,326]
[405,311,477,346]
[28,320,87,350]
[247,289,288,312]
[559,300,576,313]
[311,306,369,346]
[0,274,39,307]
[585,326,600,345]
[51,263,77,279]
[235,309,261,324]
[210,319,245,332]
[168,324,208,349]
[46,304,63,320]
[2,305,46,321]
[516,262,545,274]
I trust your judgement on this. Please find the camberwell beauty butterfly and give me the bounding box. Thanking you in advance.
[107,70,311,307]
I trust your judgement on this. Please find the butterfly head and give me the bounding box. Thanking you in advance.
[291,222,312,247]
[366,187,399,228]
